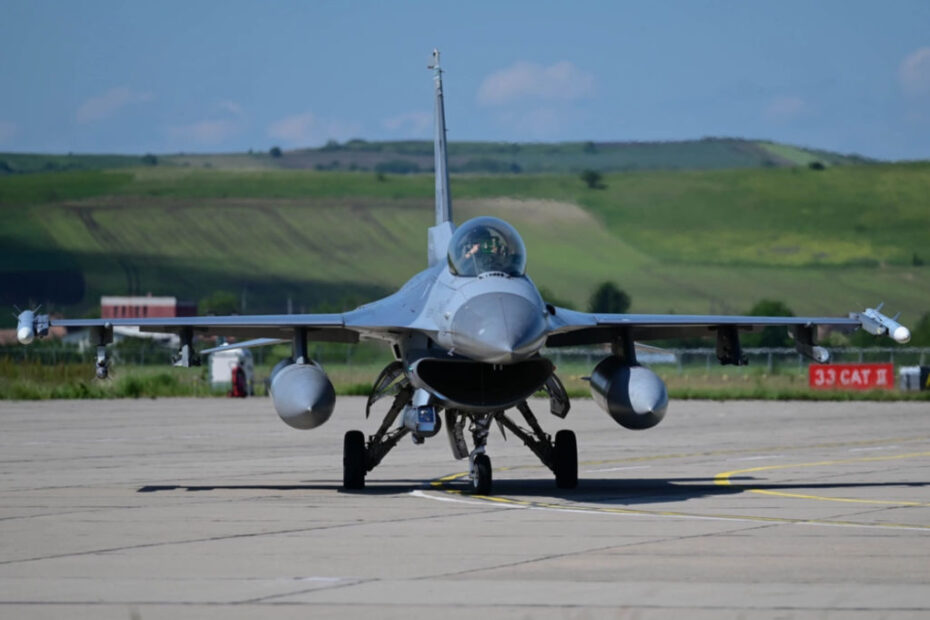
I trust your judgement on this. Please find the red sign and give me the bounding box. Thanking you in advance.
[809,363,894,390]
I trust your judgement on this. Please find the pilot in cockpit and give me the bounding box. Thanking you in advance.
[448,216,526,277]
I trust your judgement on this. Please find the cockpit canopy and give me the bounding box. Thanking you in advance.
[447,216,527,277]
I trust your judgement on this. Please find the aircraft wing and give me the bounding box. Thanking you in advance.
[48,313,360,343]
[545,306,909,348]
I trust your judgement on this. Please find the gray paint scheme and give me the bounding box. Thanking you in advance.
[29,50,908,362]
[14,50,912,491]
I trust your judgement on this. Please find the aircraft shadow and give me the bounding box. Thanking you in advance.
[138,480,430,495]
[476,477,930,505]
[138,477,928,505]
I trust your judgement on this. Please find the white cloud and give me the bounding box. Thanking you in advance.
[763,96,806,122]
[166,101,245,146]
[899,47,930,96]
[76,87,153,123]
[267,111,362,146]
[383,111,431,136]
[0,121,17,144]
[477,61,595,106]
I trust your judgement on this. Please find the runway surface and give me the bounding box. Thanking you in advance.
[1,396,929,619]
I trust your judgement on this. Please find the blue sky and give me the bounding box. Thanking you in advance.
[2,1,929,160]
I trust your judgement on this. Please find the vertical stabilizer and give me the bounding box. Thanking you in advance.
[427,49,454,266]
[430,49,452,225]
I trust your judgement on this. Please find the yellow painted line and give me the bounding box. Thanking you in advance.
[421,441,930,530]
[748,489,930,506]
[714,451,930,506]
[421,479,930,531]
[479,435,930,473]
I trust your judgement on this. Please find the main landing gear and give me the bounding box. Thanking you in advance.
[343,363,577,494]
[342,401,578,494]
[491,402,578,492]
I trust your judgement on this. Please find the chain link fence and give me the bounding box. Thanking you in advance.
[546,347,930,374]
[5,343,929,371]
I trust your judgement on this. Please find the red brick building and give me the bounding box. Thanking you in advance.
[101,296,196,319]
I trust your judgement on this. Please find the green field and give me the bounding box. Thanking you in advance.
[2,138,871,177]
[1,161,929,327]
[4,356,929,402]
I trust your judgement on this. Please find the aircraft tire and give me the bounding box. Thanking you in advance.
[343,430,366,490]
[472,454,492,495]
[553,429,578,489]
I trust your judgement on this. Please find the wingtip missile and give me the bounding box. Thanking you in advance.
[855,306,911,344]
[16,310,35,345]
[892,325,911,344]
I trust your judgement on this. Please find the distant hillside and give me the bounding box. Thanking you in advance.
[1,138,873,176]
[1,163,926,328]
[0,153,158,174]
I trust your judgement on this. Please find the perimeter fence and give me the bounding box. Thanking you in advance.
[3,343,929,372]
[547,347,930,374]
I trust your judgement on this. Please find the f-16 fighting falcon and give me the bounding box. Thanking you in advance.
[16,50,911,495]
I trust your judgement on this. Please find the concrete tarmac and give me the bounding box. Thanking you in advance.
[1,396,929,619]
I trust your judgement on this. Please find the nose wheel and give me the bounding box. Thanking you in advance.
[471,453,492,494]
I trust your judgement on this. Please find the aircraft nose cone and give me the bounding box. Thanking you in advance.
[450,292,546,363]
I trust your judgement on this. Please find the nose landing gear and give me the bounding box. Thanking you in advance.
[452,401,578,494]
[471,454,492,494]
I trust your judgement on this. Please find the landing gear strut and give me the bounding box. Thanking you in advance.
[468,415,493,494]
[345,363,577,493]
[342,378,414,490]
[494,401,578,490]
[444,400,578,492]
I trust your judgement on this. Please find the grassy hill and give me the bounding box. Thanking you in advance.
[2,137,872,177]
[265,138,869,174]
[1,163,928,328]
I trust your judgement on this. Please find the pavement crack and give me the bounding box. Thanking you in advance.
[0,506,509,567]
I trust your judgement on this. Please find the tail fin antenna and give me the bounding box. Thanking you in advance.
[429,49,452,226]
[427,49,454,266]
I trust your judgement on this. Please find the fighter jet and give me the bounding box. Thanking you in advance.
[16,50,911,494]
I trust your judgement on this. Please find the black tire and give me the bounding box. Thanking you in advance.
[343,430,367,490]
[472,454,492,495]
[553,429,578,489]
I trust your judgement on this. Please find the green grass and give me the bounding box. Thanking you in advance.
[152,138,869,174]
[0,153,155,174]
[576,163,930,268]
[1,164,928,325]
[756,142,821,166]
[0,170,134,207]
[4,358,928,401]
[0,360,221,400]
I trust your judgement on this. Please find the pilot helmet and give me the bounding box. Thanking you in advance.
[448,216,526,277]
